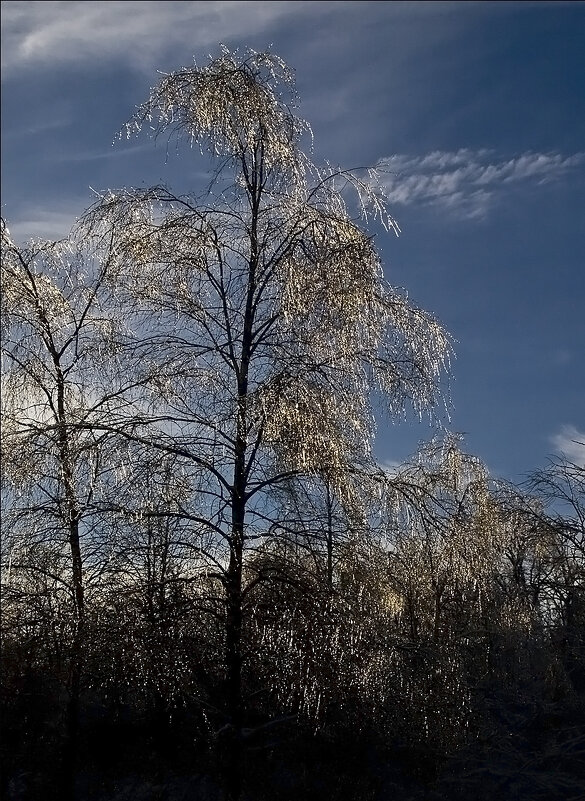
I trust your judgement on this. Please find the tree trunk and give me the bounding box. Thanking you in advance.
[224,554,243,801]
[326,483,334,589]
[56,370,85,801]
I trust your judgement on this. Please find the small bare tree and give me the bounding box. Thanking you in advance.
[0,221,142,798]
[527,455,585,688]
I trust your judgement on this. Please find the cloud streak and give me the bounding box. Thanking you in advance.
[0,1,316,75]
[0,2,523,78]
[4,207,83,243]
[374,149,585,219]
[550,425,585,467]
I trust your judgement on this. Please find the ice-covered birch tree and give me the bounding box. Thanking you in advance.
[80,46,452,799]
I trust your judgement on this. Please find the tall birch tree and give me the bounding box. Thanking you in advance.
[78,46,451,799]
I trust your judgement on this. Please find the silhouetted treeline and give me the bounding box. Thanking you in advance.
[2,445,584,800]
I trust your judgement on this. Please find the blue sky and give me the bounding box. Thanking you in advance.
[2,1,584,481]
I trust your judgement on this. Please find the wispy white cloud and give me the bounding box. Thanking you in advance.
[550,424,585,467]
[1,1,531,78]
[3,207,79,243]
[0,0,314,75]
[51,141,154,165]
[1,115,71,140]
[379,458,403,478]
[374,149,585,219]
